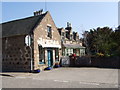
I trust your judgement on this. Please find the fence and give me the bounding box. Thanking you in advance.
[70,56,91,67]
[61,56,120,69]
[91,56,120,68]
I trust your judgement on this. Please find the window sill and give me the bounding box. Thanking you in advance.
[38,64,46,66]
[39,62,45,64]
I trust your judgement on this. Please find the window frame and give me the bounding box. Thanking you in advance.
[38,45,45,64]
[47,26,52,38]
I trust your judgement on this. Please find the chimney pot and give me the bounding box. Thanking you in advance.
[34,12,36,16]
[34,9,43,16]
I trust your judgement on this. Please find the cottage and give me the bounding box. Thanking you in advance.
[58,22,85,57]
[2,10,61,72]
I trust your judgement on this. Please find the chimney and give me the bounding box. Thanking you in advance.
[65,22,72,31]
[34,9,43,16]
[67,22,71,27]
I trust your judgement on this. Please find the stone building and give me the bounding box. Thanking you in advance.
[58,22,85,56]
[2,10,61,72]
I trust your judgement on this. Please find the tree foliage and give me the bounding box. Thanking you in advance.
[82,26,120,57]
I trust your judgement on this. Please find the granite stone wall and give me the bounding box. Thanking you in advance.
[33,12,61,70]
[2,35,31,72]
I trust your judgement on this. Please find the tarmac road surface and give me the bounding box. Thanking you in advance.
[1,67,119,88]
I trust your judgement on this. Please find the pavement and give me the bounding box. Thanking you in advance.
[0,67,119,88]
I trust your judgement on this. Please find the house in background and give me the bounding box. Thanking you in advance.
[58,22,85,57]
[2,10,61,72]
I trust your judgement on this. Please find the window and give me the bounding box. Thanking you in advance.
[38,45,45,64]
[73,49,77,54]
[80,49,85,56]
[66,49,69,56]
[65,49,73,56]
[47,26,52,38]
[61,32,65,41]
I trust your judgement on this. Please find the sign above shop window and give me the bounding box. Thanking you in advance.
[37,38,61,48]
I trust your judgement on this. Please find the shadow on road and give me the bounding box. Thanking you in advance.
[0,74,14,77]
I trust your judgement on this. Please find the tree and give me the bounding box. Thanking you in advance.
[82,26,119,57]
[112,25,120,56]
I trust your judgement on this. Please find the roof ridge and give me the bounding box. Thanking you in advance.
[2,12,48,24]
[2,11,48,38]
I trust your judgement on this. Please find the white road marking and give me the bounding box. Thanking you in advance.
[54,80,60,82]
[15,77,26,79]
[54,80,69,83]
[32,78,43,80]
[15,76,32,79]
[79,82,100,85]
[62,80,69,83]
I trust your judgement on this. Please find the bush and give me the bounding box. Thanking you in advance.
[96,53,104,57]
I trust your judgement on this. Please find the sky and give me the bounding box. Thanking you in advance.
[1,2,118,37]
[118,1,120,25]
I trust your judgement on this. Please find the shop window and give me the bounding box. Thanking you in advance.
[66,49,69,56]
[38,45,45,64]
[47,26,52,38]
[65,49,73,56]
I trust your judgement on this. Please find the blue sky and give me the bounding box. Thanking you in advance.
[2,2,118,37]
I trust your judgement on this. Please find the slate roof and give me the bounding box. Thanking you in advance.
[1,11,48,38]
[63,44,85,49]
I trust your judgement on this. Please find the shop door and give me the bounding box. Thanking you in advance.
[47,50,53,67]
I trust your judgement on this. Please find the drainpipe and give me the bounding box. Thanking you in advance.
[29,46,33,72]
[25,35,33,72]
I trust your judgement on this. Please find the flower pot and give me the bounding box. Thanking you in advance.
[54,65,60,68]
[33,69,40,73]
[44,67,52,70]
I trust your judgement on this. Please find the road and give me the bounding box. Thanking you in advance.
[1,67,119,88]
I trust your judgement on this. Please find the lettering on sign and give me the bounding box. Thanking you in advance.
[37,38,59,45]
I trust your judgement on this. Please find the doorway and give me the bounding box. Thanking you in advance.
[47,49,53,67]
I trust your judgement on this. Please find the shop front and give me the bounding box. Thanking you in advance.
[36,38,61,70]
[62,44,85,56]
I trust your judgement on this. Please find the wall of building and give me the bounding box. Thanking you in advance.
[2,35,31,72]
[33,12,61,70]
[59,27,85,57]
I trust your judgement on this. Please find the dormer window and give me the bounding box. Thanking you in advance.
[61,32,65,41]
[47,26,52,38]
